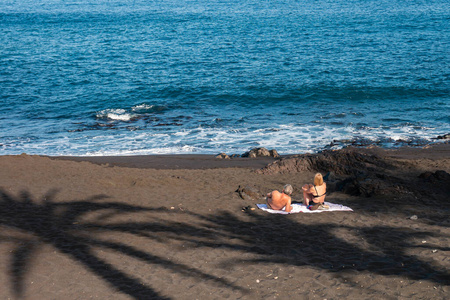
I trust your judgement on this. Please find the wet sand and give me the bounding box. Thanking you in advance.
[0,145,449,299]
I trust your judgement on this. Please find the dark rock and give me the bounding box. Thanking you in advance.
[334,170,409,197]
[242,147,279,158]
[435,170,450,181]
[269,149,280,158]
[323,171,339,182]
[436,134,450,140]
[242,147,270,158]
[236,185,264,201]
[418,170,450,183]
[257,148,423,198]
[257,149,388,176]
[215,153,230,159]
[418,171,434,180]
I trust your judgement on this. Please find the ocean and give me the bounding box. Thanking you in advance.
[1,0,449,156]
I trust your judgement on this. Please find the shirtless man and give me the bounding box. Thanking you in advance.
[266,184,293,213]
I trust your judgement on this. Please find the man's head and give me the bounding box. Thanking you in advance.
[283,184,293,195]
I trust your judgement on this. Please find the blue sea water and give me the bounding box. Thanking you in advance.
[1,0,449,156]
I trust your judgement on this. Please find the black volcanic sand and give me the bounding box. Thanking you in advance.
[0,145,449,299]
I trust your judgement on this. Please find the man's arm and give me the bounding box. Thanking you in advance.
[285,196,292,213]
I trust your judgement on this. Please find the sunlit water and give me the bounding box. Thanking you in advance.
[1,0,449,155]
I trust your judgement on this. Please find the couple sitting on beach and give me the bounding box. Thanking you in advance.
[266,173,328,212]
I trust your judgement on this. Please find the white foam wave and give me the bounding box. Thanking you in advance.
[173,131,190,136]
[96,109,134,121]
[132,104,154,111]
[2,119,446,156]
[85,145,201,156]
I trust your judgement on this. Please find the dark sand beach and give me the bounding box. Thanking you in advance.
[1,145,449,299]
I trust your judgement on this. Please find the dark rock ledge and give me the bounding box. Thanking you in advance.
[256,148,450,199]
[215,147,280,159]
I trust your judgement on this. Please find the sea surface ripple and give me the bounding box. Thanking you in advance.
[1,0,449,155]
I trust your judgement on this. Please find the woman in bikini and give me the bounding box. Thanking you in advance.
[302,173,327,209]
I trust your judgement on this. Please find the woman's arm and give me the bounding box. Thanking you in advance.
[302,184,314,193]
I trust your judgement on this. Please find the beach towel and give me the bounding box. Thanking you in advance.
[256,202,353,214]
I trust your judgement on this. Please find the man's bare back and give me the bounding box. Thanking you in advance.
[267,189,292,212]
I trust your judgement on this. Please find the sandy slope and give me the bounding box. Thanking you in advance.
[0,146,449,299]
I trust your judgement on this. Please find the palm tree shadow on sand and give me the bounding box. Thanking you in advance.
[184,210,450,287]
[1,189,449,299]
[0,190,245,300]
[78,202,449,293]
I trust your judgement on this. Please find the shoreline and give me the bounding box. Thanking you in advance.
[22,142,450,170]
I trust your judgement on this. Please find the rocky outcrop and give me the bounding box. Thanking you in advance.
[417,170,450,198]
[257,149,389,176]
[256,148,413,197]
[236,185,264,202]
[418,170,450,184]
[242,148,280,158]
[215,148,280,159]
[435,134,450,140]
[269,149,280,158]
[215,153,230,159]
[331,173,408,197]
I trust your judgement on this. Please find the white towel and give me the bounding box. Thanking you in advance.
[256,202,353,214]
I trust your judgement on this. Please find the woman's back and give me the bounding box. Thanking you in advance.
[313,183,327,202]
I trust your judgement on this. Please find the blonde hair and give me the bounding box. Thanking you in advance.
[314,173,323,186]
[283,184,293,195]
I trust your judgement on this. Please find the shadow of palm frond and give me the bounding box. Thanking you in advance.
[185,210,450,286]
[0,190,245,299]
